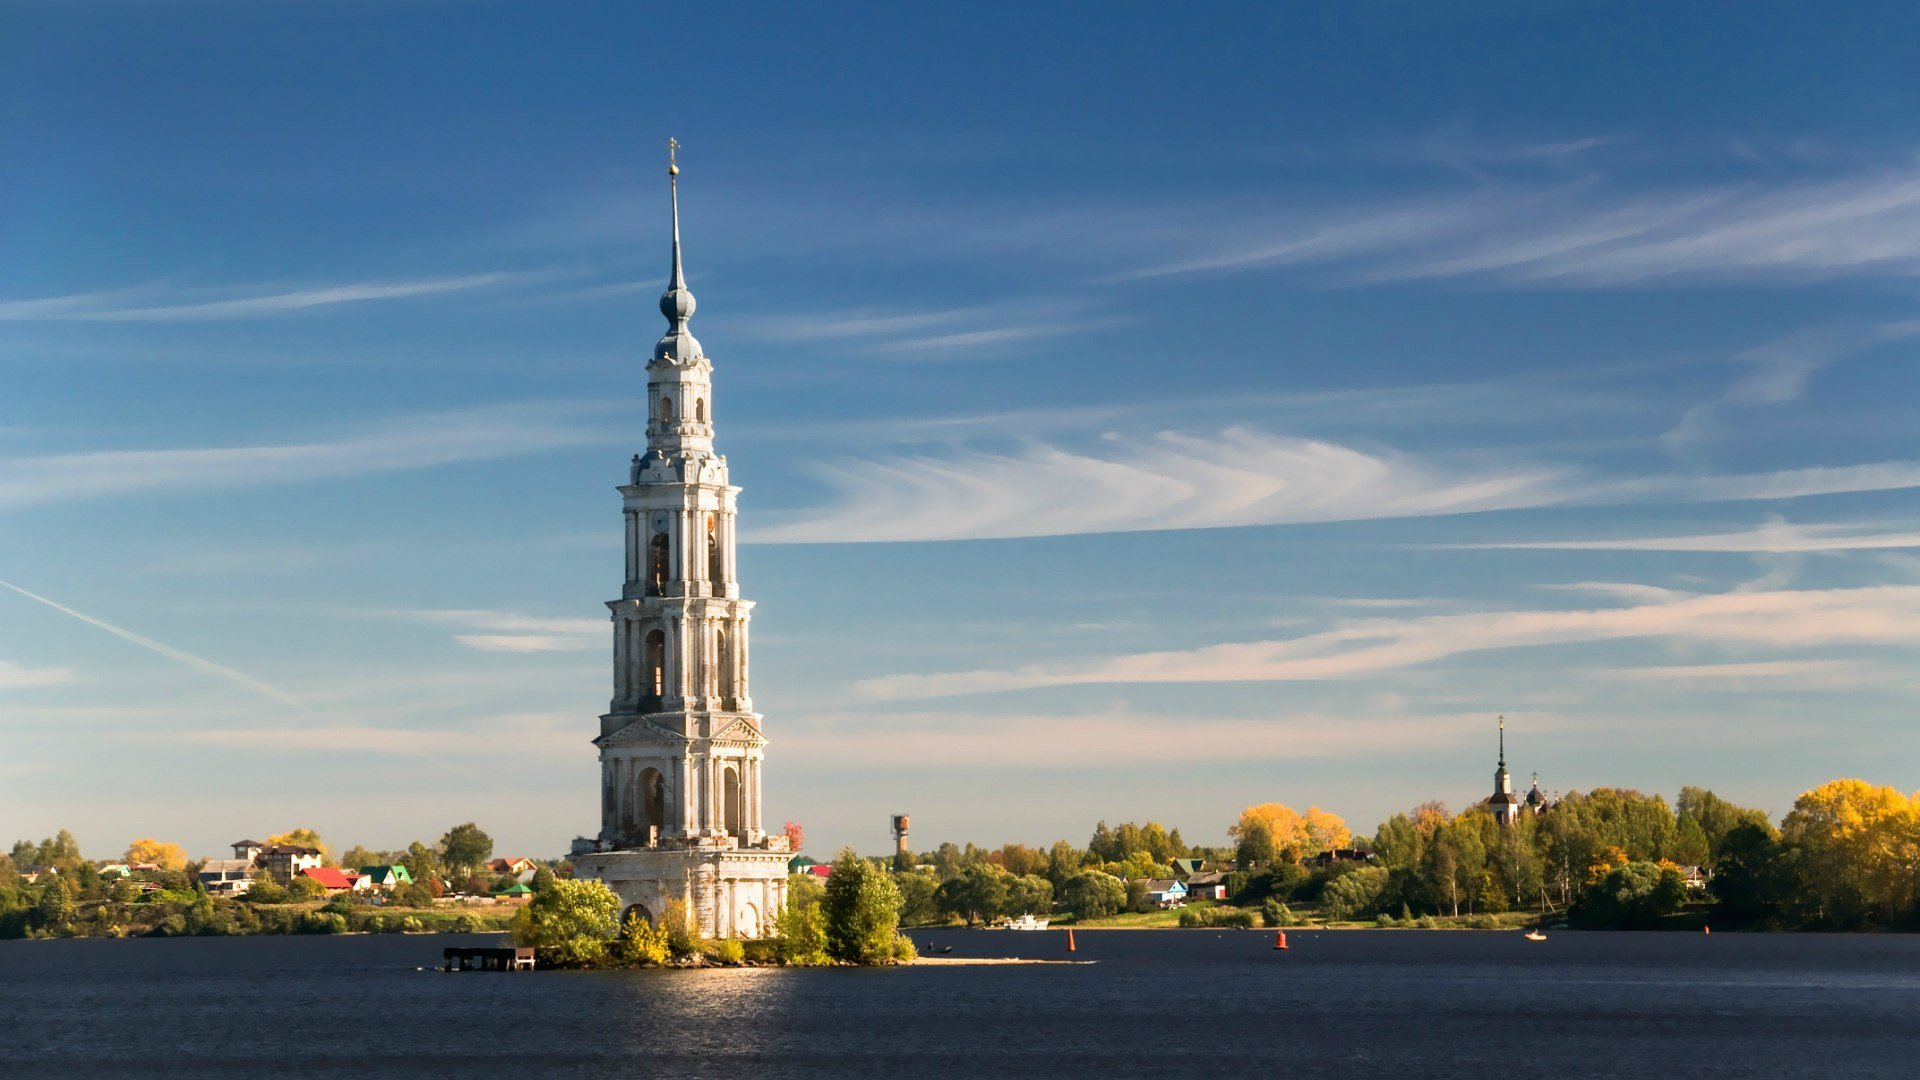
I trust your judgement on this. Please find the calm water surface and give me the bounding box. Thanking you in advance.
[3,928,1918,1078]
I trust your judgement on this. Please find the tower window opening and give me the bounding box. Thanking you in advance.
[640,766,665,841]
[706,514,722,586]
[648,531,670,596]
[660,396,674,423]
[644,629,666,699]
[695,398,705,422]
[722,765,742,838]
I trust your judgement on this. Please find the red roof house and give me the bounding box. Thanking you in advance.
[301,866,354,893]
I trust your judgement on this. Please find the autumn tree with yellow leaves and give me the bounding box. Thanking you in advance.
[122,839,186,870]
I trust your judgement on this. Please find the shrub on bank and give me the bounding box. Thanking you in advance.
[510,878,620,967]
[1178,905,1258,928]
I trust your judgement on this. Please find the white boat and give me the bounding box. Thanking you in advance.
[1523,929,1547,942]
[1004,913,1050,930]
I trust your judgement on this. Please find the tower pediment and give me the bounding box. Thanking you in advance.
[708,715,767,747]
[596,716,689,749]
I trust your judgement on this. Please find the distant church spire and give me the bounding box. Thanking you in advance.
[655,137,701,363]
[1498,714,1506,770]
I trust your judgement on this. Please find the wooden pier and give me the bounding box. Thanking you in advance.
[442,947,536,972]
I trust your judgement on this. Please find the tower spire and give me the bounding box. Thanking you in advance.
[1497,714,1506,769]
[668,137,685,293]
[655,137,701,363]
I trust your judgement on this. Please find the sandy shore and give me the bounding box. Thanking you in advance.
[910,957,1096,965]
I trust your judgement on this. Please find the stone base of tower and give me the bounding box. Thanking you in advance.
[572,845,789,940]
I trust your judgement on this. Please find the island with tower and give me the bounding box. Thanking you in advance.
[568,143,789,939]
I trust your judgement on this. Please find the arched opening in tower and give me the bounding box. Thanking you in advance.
[640,766,665,842]
[722,765,742,838]
[648,531,670,596]
[643,629,666,706]
[706,513,722,587]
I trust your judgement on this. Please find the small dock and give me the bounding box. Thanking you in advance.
[442,947,535,972]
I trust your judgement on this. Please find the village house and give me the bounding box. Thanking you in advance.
[261,845,324,882]
[1183,870,1231,901]
[355,865,413,893]
[487,857,537,878]
[1144,879,1189,908]
[300,866,355,894]
[198,858,256,895]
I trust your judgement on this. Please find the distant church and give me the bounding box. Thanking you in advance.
[1485,716,1550,825]
[569,143,789,938]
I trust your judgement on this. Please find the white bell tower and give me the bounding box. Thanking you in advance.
[571,139,789,938]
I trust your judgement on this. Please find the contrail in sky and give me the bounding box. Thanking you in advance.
[0,579,306,711]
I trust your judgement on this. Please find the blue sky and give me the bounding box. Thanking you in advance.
[4,2,1919,861]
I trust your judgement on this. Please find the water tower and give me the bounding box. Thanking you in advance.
[891,814,910,858]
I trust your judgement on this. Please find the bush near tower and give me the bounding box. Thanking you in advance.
[820,848,916,964]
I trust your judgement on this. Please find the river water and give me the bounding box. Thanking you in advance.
[3,928,1917,1077]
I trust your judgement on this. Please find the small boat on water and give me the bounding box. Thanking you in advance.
[1003,913,1050,931]
[1523,930,1547,942]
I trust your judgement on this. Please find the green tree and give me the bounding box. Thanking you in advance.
[1060,871,1126,920]
[440,823,494,879]
[1671,815,1711,868]
[1235,821,1277,870]
[1676,786,1774,863]
[659,899,700,957]
[337,845,382,872]
[930,842,964,878]
[610,909,671,966]
[510,877,621,968]
[893,870,942,926]
[935,864,1010,926]
[775,877,830,966]
[401,840,442,891]
[1422,818,1486,916]
[30,881,76,932]
[530,866,557,894]
[1572,861,1687,929]
[1709,822,1784,923]
[1005,874,1053,917]
[1088,821,1119,863]
[821,848,905,964]
[1046,841,1085,888]
[1371,813,1424,872]
[1321,866,1389,920]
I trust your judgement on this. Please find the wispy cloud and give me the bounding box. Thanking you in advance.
[754,427,1565,543]
[169,711,581,758]
[1117,168,1920,288]
[0,580,303,710]
[0,403,606,510]
[370,607,606,653]
[737,299,1117,356]
[1600,660,1872,685]
[0,660,74,690]
[1441,518,1920,554]
[853,583,1920,702]
[781,706,1533,768]
[751,420,1920,544]
[1663,321,1920,451]
[0,273,528,322]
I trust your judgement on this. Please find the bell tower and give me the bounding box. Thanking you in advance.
[571,140,789,938]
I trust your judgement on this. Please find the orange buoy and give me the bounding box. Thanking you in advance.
[1703,925,1711,935]
[1274,930,1289,950]
[1066,928,1076,953]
